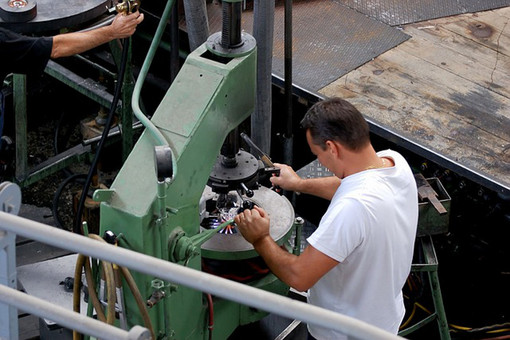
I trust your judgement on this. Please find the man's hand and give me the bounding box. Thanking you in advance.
[110,11,144,39]
[270,163,303,192]
[234,206,270,246]
[51,10,144,58]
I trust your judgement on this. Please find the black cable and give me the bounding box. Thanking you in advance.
[52,173,87,230]
[73,38,130,234]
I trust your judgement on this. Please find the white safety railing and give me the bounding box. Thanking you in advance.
[0,211,405,340]
[0,284,150,339]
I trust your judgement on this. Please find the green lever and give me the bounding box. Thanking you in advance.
[190,219,235,248]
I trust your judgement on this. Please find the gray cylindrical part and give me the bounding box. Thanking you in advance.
[183,0,210,50]
[251,0,275,154]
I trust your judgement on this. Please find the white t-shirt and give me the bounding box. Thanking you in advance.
[307,149,418,340]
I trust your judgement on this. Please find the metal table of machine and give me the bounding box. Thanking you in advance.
[17,254,87,339]
[0,0,112,32]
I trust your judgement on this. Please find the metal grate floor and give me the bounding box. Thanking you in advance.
[335,0,510,26]
[241,0,410,92]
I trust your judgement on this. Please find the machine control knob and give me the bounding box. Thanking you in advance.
[103,230,117,245]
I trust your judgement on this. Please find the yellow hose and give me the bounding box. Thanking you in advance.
[88,234,117,325]
[83,256,106,322]
[120,265,156,339]
[73,233,155,339]
[73,254,85,340]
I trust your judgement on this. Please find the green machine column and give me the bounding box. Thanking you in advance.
[99,37,258,339]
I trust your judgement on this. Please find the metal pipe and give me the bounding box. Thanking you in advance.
[251,0,275,154]
[131,0,174,147]
[170,1,180,83]
[183,0,210,50]
[283,0,293,166]
[0,285,150,340]
[157,180,168,222]
[0,231,17,340]
[0,212,404,340]
[131,0,179,180]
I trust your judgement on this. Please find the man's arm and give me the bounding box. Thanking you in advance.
[270,163,340,201]
[51,11,144,58]
[235,206,338,291]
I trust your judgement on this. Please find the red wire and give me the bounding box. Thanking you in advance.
[207,293,214,340]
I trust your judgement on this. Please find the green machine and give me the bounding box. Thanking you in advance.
[94,1,297,339]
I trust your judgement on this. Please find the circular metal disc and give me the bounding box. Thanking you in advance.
[0,0,110,33]
[0,0,37,23]
[209,151,259,183]
[201,186,295,260]
[205,31,257,58]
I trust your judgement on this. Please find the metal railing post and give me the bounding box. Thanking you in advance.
[0,230,18,339]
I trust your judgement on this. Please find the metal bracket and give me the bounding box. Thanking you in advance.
[93,189,115,203]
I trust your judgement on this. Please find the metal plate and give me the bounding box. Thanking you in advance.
[296,159,333,179]
[336,0,510,26]
[201,185,295,260]
[0,0,112,33]
[240,0,410,92]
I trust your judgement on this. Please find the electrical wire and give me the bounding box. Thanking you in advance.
[206,293,214,340]
[52,173,87,230]
[401,275,510,339]
[73,37,130,234]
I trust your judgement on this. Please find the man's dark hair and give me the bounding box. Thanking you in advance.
[300,97,370,151]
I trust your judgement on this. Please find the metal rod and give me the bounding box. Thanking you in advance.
[13,74,27,182]
[182,0,210,50]
[170,0,180,83]
[284,0,293,137]
[0,212,404,340]
[0,231,18,339]
[0,284,149,340]
[283,0,294,166]
[131,0,175,148]
[251,0,275,154]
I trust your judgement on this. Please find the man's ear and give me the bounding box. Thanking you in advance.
[326,140,345,160]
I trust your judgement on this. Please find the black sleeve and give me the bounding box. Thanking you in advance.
[0,27,53,81]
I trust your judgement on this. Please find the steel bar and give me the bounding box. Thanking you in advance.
[251,0,275,154]
[0,231,17,340]
[13,74,27,182]
[0,212,404,340]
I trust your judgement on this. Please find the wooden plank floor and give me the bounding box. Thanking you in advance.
[320,7,510,193]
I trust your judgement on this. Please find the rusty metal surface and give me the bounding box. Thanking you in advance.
[335,0,510,26]
[239,0,410,92]
[0,0,113,33]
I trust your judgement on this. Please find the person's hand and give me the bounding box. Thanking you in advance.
[110,11,144,39]
[270,163,303,192]
[234,206,270,246]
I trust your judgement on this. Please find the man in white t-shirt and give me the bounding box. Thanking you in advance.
[234,97,418,339]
